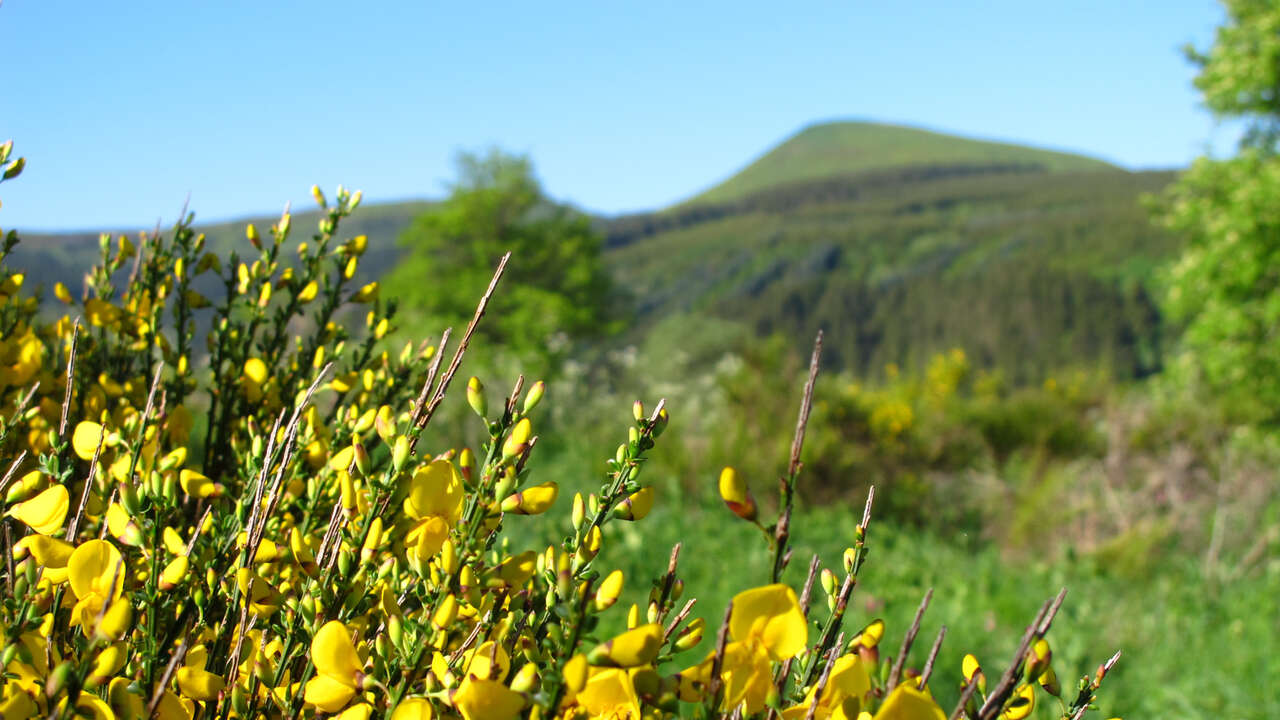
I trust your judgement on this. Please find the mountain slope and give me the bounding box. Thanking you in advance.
[691,121,1119,205]
[6,121,1180,382]
[605,163,1178,381]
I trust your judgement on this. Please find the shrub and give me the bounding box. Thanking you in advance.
[0,142,1119,719]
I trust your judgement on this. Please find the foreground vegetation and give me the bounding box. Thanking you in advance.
[0,149,1130,720]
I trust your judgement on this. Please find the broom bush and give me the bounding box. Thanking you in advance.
[0,142,1119,719]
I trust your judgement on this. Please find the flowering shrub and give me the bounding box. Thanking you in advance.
[0,141,1120,719]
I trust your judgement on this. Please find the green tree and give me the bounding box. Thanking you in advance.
[385,149,618,366]
[1161,0,1280,422]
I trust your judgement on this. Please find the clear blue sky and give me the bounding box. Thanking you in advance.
[0,0,1236,231]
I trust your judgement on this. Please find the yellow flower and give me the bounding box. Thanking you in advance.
[693,584,808,714]
[718,467,757,521]
[613,487,654,521]
[499,481,559,515]
[8,483,69,535]
[588,624,663,668]
[577,667,641,719]
[452,676,524,720]
[15,534,74,584]
[304,621,367,712]
[404,459,464,559]
[730,584,807,661]
[872,685,945,720]
[594,570,624,612]
[389,697,434,720]
[781,654,871,720]
[67,540,126,633]
[175,667,225,702]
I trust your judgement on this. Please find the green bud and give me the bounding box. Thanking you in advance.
[46,661,75,698]
[632,401,645,422]
[466,377,487,418]
[494,467,518,501]
[652,408,669,437]
[571,493,586,531]
[231,685,250,716]
[388,614,404,649]
[392,436,410,473]
[352,441,372,477]
[3,157,25,181]
[338,549,354,577]
[523,381,546,414]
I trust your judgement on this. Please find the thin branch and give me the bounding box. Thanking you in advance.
[706,601,734,713]
[887,588,933,692]
[58,319,80,437]
[920,625,947,687]
[411,252,510,445]
[949,676,979,720]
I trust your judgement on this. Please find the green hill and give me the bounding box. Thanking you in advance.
[690,121,1119,205]
[605,164,1178,381]
[6,121,1180,382]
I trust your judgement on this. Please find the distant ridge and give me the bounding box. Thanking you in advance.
[689,121,1119,205]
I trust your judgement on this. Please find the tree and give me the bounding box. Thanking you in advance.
[1161,0,1280,422]
[385,149,618,367]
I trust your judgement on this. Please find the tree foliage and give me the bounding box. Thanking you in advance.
[385,149,616,364]
[1161,0,1280,421]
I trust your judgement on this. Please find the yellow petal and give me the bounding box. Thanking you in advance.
[1001,684,1035,720]
[872,686,945,720]
[336,703,374,720]
[465,641,511,681]
[9,484,69,535]
[720,641,773,714]
[176,667,225,702]
[578,667,641,719]
[304,674,357,713]
[243,358,268,385]
[72,421,107,460]
[730,584,807,661]
[587,623,663,667]
[389,697,434,720]
[311,621,364,686]
[452,676,524,720]
[498,481,559,515]
[404,460,464,522]
[68,540,124,601]
[594,570,624,612]
[20,534,74,568]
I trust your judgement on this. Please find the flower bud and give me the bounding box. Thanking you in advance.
[502,481,559,515]
[465,379,483,417]
[352,441,372,477]
[521,380,546,414]
[571,493,586,531]
[820,568,838,596]
[717,467,757,521]
[674,619,704,652]
[595,570,624,612]
[392,435,410,474]
[613,487,654,521]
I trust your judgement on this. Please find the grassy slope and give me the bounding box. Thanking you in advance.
[691,121,1119,205]
[608,166,1178,381]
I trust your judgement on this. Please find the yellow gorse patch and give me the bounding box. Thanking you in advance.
[0,157,1118,720]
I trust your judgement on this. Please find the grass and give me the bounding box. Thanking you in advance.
[581,494,1279,719]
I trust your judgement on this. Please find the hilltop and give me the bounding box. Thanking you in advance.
[689,120,1119,205]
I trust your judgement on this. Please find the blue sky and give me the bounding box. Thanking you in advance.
[0,1,1235,231]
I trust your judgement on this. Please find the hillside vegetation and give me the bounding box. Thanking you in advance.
[14,122,1178,381]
